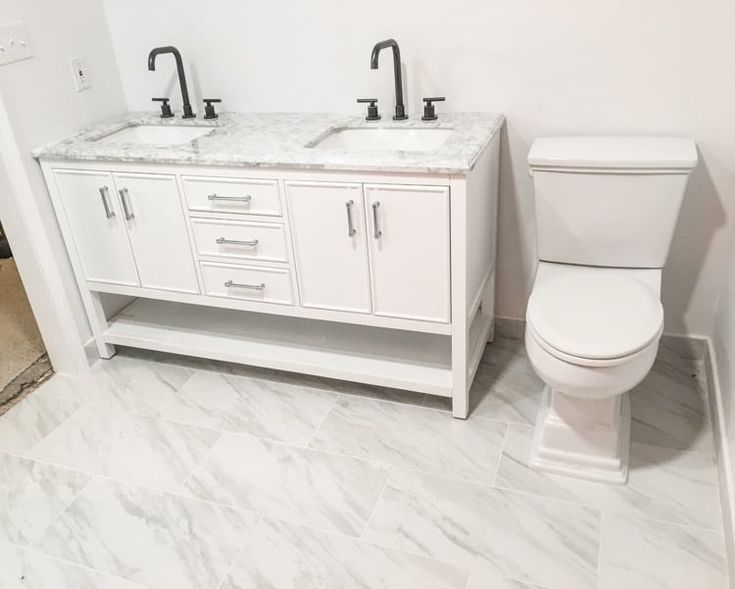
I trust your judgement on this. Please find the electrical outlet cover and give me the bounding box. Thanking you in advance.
[69,56,90,92]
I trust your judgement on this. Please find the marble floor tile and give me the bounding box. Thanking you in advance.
[0,394,78,455]
[630,351,714,454]
[171,371,337,444]
[424,338,544,424]
[35,355,195,419]
[28,405,220,492]
[598,512,728,589]
[222,517,467,589]
[465,562,549,589]
[0,542,148,589]
[495,424,722,530]
[183,433,390,536]
[121,346,429,407]
[35,477,257,589]
[0,453,90,546]
[310,395,507,484]
[363,468,599,589]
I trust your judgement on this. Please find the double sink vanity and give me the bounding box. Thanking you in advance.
[34,109,503,419]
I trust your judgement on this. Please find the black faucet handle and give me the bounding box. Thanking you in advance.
[422,97,446,121]
[152,97,174,119]
[357,98,381,121]
[203,98,222,120]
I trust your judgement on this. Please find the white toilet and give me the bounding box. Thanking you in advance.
[525,136,698,484]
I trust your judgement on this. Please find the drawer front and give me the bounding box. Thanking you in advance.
[200,261,294,305]
[191,218,290,263]
[182,176,281,216]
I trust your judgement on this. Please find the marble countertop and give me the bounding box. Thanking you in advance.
[33,111,504,175]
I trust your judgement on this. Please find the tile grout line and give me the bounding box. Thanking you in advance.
[20,401,85,458]
[213,514,263,589]
[488,422,510,488]
[358,465,394,541]
[25,475,95,552]
[175,429,226,495]
[302,392,342,449]
[10,540,149,588]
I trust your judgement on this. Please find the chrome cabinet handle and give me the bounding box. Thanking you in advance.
[372,201,382,238]
[345,200,356,237]
[119,188,134,220]
[216,237,259,247]
[224,280,265,290]
[208,193,252,203]
[98,186,115,219]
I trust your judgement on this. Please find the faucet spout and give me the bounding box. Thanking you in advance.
[370,39,407,120]
[147,46,195,119]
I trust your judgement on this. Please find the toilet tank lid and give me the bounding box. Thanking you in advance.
[528,136,698,171]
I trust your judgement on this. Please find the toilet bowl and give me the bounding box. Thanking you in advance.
[525,136,697,483]
[525,263,663,483]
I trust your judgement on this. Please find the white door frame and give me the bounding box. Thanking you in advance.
[0,90,91,374]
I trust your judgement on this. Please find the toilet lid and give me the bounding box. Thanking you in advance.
[527,273,664,360]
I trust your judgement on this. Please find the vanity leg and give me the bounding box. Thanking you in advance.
[86,291,116,359]
[483,267,496,344]
[451,326,470,419]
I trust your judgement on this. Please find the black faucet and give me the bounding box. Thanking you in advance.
[370,39,408,120]
[147,46,195,119]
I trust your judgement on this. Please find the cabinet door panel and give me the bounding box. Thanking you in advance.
[286,181,371,313]
[113,173,199,294]
[53,169,139,286]
[365,184,450,322]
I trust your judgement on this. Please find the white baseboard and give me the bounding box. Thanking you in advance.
[702,336,735,588]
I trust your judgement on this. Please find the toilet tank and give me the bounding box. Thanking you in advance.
[528,137,697,268]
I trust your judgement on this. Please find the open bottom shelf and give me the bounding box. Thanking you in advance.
[104,298,453,397]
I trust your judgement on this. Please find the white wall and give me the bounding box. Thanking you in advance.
[0,0,126,371]
[102,0,735,337]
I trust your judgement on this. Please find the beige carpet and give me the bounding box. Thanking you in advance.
[0,258,46,390]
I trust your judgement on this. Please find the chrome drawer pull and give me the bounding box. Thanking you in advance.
[98,186,115,219]
[216,237,259,247]
[119,187,134,220]
[208,193,252,203]
[372,201,382,238]
[224,280,265,290]
[345,200,356,237]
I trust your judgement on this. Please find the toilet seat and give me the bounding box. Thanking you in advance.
[527,272,664,366]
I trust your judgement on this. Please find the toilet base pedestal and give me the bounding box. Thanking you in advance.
[530,387,630,484]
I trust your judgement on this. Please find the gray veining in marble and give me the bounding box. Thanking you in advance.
[0,394,79,455]
[35,477,257,589]
[0,453,90,546]
[33,111,505,175]
[27,404,220,491]
[310,395,507,484]
[495,423,722,530]
[363,468,600,589]
[598,511,727,589]
[223,517,466,589]
[171,370,337,444]
[0,541,149,589]
[35,354,196,420]
[183,432,390,536]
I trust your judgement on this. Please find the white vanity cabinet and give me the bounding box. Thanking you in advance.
[364,184,450,323]
[39,127,500,420]
[52,169,139,287]
[111,172,199,294]
[52,169,198,294]
[286,181,372,314]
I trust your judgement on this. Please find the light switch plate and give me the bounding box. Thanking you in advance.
[68,56,90,92]
[0,21,33,66]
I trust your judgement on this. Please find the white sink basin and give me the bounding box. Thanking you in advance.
[95,125,213,146]
[311,127,453,152]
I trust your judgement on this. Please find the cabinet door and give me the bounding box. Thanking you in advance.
[112,173,199,294]
[365,184,450,322]
[53,169,139,286]
[286,181,371,313]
